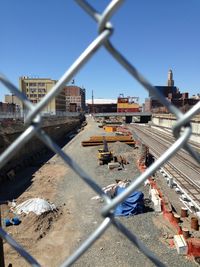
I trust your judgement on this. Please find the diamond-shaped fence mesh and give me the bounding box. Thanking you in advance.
[0,0,200,266]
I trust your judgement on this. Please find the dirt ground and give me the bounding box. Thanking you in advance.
[1,117,198,267]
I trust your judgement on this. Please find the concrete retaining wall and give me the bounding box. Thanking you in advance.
[152,115,200,143]
[0,115,84,183]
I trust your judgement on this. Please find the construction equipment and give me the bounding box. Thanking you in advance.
[98,137,113,165]
[81,135,135,146]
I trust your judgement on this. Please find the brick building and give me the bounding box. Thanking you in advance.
[86,99,117,113]
[64,86,86,112]
[4,95,22,112]
[0,102,16,113]
[144,70,200,113]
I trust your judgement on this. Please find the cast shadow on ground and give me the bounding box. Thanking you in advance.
[0,129,78,202]
[143,198,154,213]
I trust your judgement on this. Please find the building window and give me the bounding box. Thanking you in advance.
[29,88,37,92]
[38,83,45,87]
[38,88,46,93]
[30,100,37,103]
[30,94,37,98]
[29,83,37,86]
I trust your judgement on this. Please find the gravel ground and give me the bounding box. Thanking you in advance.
[54,116,197,267]
[2,116,198,266]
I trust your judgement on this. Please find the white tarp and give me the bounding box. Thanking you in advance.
[14,198,56,215]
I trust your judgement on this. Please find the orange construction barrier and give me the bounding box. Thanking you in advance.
[136,146,200,258]
[187,238,200,257]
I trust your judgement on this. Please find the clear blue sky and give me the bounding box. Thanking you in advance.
[1,0,200,104]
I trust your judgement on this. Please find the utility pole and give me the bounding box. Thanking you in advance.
[92,90,94,114]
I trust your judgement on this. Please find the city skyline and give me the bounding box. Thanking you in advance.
[1,0,200,104]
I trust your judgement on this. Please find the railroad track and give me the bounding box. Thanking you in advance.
[131,125,200,173]
[129,124,200,210]
[141,126,200,170]
[148,125,200,154]
[150,146,200,209]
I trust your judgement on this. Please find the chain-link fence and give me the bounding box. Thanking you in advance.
[1,0,200,266]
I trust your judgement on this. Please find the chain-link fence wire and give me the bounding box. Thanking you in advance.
[0,0,200,266]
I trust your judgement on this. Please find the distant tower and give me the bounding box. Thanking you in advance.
[167,69,174,86]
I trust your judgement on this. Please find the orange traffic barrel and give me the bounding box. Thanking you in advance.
[191,217,199,231]
[173,213,181,223]
[182,227,190,239]
[181,207,188,218]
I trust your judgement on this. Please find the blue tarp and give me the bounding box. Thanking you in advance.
[114,187,144,216]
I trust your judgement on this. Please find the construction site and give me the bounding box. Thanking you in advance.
[1,0,200,265]
[1,114,200,267]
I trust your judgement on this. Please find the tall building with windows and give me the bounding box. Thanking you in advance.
[64,85,86,112]
[19,77,66,114]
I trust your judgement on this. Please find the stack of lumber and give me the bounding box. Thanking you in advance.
[81,135,135,147]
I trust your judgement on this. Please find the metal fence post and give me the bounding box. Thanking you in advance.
[0,206,5,267]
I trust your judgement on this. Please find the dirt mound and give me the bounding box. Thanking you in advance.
[34,209,61,240]
[109,141,134,154]
[4,208,62,243]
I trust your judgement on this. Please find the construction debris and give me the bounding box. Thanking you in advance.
[115,126,132,136]
[4,217,21,227]
[12,198,57,215]
[91,180,131,200]
[174,234,188,255]
[108,162,120,170]
[91,180,144,217]
[114,187,144,217]
[149,188,162,212]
